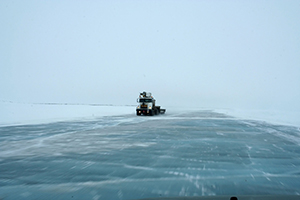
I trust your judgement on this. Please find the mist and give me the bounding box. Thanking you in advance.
[1,1,300,124]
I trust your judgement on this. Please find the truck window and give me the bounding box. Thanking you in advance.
[139,99,152,103]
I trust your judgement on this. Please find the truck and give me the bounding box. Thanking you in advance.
[136,91,166,116]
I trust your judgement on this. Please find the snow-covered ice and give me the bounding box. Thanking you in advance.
[0,110,300,199]
[0,102,135,126]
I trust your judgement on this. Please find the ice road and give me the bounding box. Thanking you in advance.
[0,111,300,199]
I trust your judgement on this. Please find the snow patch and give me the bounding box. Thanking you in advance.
[215,108,300,127]
[0,102,135,126]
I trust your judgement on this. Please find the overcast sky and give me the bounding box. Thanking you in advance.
[1,0,300,112]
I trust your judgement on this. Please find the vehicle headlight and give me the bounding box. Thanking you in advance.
[137,105,140,109]
[149,106,152,109]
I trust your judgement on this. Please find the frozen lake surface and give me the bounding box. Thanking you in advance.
[1,111,300,199]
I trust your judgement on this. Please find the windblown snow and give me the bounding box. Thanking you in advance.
[0,108,300,199]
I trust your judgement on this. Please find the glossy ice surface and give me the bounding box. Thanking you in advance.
[1,111,300,199]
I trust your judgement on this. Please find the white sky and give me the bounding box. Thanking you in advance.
[1,0,300,112]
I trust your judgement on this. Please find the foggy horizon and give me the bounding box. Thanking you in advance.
[1,1,300,120]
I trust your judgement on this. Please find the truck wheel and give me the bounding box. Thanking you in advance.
[149,110,154,116]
